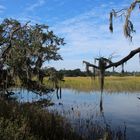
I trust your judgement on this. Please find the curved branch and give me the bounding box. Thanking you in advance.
[106,47,140,69]
[83,61,99,69]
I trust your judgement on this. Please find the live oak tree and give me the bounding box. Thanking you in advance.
[83,0,140,92]
[0,18,65,95]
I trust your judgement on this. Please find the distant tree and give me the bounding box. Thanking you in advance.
[0,18,65,95]
[59,69,86,77]
[83,0,140,92]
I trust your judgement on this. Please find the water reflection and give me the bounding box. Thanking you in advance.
[100,92,103,113]
[11,88,53,102]
[12,88,140,140]
[49,89,140,140]
[56,87,62,99]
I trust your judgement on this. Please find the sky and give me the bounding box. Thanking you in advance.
[0,0,140,71]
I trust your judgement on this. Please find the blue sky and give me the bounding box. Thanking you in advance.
[0,0,140,71]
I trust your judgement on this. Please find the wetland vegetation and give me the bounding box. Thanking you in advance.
[60,76,140,92]
[0,0,140,139]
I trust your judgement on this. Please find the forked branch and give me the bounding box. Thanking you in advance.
[83,47,140,92]
[109,0,140,40]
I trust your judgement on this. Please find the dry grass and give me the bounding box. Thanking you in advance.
[60,76,140,92]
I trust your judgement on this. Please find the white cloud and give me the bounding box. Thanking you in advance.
[16,16,42,24]
[50,3,140,71]
[26,0,45,12]
[0,5,6,13]
[18,0,46,24]
[14,0,139,71]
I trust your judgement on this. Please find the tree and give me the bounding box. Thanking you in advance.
[83,0,140,92]
[47,67,64,99]
[0,18,65,95]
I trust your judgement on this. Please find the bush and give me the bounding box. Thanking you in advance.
[0,98,83,140]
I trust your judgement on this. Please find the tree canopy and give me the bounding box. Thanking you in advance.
[0,18,65,94]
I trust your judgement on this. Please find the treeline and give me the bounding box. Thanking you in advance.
[59,69,87,77]
[105,71,140,76]
[57,69,140,77]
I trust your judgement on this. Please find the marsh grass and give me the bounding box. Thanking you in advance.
[19,76,140,92]
[0,97,127,140]
[8,76,138,140]
[50,105,127,140]
[0,98,84,140]
[16,76,140,93]
[60,76,140,92]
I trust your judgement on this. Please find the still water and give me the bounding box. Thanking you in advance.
[13,88,140,140]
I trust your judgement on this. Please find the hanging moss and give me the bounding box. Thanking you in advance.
[121,63,124,74]
[109,0,140,40]
[99,58,106,93]
[93,67,96,80]
[109,12,113,32]
[86,65,90,74]
[139,52,140,64]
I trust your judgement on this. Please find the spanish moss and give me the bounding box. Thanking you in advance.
[109,12,113,33]
[93,67,96,80]
[122,63,124,74]
[139,52,140,64]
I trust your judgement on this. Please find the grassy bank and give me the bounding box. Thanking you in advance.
[61,76,140,92]
[0,98,127,140]
[0,98,83,140]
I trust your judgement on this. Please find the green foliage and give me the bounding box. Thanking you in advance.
[0,99,83,140]
[0,18,65,92]
[0,97,127,140]
[0,117,35,140]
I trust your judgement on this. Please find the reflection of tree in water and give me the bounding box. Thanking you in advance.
[100,92,103,113]
[56,87,62,100]
[98,91,127,140]
[99,91,107,128]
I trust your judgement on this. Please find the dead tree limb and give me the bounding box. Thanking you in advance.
[83,61,99,69]
[106,47,140,69]
[83,47,140,92]
[84,0,140,92]
[109,0,140,40]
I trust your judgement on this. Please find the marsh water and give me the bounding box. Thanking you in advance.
[13,88,140,140]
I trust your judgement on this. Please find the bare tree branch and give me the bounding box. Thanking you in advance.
[83,61,99,69]
[106,47,140,69]
[83,47,140,92]
[109,0,140,39]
